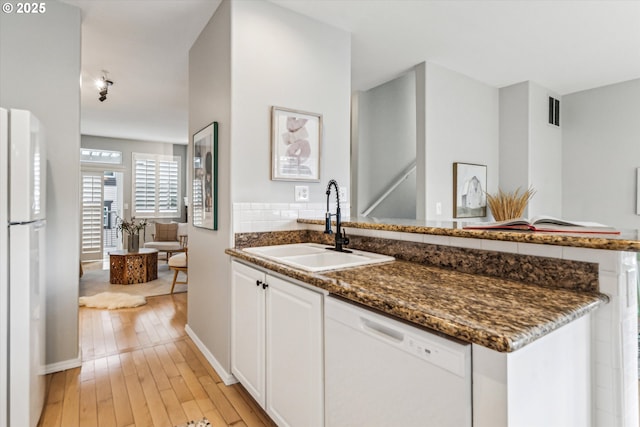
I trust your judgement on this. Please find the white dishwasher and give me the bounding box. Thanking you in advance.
[325,297,472,427]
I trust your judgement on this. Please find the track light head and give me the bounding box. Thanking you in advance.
[97,72,114,102]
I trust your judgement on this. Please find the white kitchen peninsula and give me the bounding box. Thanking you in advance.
[227,218,634,426]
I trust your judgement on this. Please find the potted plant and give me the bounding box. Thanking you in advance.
[116,216,148,252]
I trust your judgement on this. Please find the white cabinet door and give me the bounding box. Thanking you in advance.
[265,274,324,427]
[231,261,325,426]
[231,262,266,407]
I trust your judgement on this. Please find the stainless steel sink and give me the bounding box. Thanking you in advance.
[243,243,394,272]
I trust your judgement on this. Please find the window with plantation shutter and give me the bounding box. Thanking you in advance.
[80,172,103,261]
[158,158,179,214]
[132,153,181,218]
[134,156,156,215]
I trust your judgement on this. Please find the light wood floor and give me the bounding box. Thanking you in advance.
[38,292,276,427]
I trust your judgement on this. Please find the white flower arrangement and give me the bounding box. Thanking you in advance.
[115,215,148,239]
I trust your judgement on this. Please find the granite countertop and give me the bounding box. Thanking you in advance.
[226,247,608,353]
[297,218,640,252]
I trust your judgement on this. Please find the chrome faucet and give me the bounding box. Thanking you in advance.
[324,179,350,252]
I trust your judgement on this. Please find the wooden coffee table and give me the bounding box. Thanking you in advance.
[109,248,158,284]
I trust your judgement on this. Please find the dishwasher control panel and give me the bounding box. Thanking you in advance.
[406,336,467,377]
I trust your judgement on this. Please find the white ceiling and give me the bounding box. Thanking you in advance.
[63,0,640,145]
[61,0,221,144]
[273,0,640,94]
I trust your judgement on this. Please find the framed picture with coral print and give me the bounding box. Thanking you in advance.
[192,122,218,230]
[453,162,487,218]
[271,106,322,181]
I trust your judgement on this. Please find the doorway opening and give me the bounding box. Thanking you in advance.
[101,171,123,259]
[80,157,124,269]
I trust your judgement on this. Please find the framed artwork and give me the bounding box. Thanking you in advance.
[453,162,487,218]
[192,122,218,230]
[271,106,322,181]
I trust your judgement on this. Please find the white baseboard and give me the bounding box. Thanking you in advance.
[185,324,237,385]
[44,345,82,374]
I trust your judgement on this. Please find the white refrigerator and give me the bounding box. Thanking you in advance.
[0,108,47,427]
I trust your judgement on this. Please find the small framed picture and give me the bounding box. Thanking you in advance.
[453,162,487,218]
[192,122,218,230]
[271,106,322,181]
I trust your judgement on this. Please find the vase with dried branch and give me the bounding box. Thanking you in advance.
[115,216,148,252]
[486,187,536,222]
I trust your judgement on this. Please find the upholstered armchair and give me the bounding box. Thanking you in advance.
[143,222,188,261]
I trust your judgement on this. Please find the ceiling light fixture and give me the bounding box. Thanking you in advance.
[96,71,114,102]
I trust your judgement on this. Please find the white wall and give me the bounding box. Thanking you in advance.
[0,1,81,368]
[188,0,233,377]
[499,82,529,196]
[355,71,416,218]
[562,79,640,229]
[416,63,427,219]
[82,135,188,223]
[187,0,351,378]
[231,0,351,204]
[529,82,562,217]
[357,62,499,222]
[424,62,499,220]
[499,81,562,219]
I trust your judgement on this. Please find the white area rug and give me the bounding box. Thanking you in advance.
[79,292,147,309]
[80,263,187,298]
[175,418,211,427]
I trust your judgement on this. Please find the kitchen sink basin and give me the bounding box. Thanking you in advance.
[243,243,394,272]
[244,243,327,258]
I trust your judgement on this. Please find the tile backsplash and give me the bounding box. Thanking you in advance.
[233,202,350,233]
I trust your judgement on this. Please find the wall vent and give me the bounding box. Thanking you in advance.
[548,96,560,126]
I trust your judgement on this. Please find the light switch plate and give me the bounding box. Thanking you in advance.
[295,185,309,202]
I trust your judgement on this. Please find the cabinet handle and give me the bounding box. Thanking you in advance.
[262,282,269,290]
[256,280,262,287]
